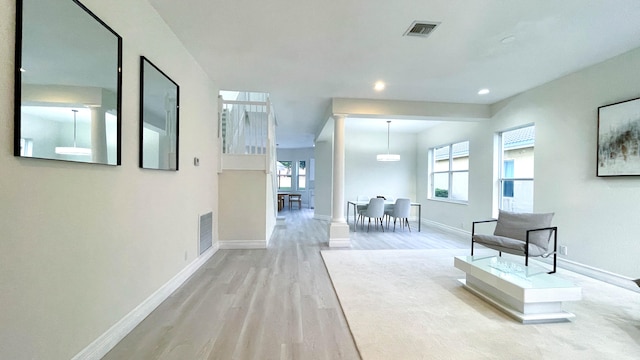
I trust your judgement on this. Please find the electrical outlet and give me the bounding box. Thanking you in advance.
[559,245,568,256]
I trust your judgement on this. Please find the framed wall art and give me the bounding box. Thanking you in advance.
[597,97,640,176]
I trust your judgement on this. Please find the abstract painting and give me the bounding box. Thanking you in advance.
[597,97,640,176]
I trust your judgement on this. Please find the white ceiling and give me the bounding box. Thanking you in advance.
[148,0,640,148]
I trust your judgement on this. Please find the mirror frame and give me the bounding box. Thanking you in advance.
[139,56,180,171]
[13,0,123,165]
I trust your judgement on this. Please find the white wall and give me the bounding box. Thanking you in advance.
[0,0,219,359]
[218,170,268,242]
[314,141,333,220]
[417,46,640,278]
[345,130,417,206]
[313,129,418,222]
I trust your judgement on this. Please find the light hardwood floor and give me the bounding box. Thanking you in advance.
[103,208,470,360]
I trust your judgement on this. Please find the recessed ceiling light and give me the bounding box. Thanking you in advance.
[374,81,386,91]
[478,88,490,95]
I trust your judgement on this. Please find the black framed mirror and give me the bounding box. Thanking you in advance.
[14,0,122,165]
[140,56,179,171]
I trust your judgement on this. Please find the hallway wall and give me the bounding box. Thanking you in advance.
[0,1,219,359]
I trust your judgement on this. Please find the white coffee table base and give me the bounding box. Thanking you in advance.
[454,256,582,324]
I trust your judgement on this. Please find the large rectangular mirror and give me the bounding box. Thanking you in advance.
[14,0,122,165]
[140,56,179,171]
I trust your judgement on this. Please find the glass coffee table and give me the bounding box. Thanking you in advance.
[454,255,582,324]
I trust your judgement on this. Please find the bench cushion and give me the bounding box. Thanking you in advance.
[493,210,554,248]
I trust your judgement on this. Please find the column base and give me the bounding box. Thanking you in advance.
[328,221,350,247]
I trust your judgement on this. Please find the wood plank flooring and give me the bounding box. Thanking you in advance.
[103,209,470,360]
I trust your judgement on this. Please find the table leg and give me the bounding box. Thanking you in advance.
[418,204,421,232]
[352,203,357,232]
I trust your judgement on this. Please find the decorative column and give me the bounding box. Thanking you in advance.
[328,114,350,247]
[90,106,108,163]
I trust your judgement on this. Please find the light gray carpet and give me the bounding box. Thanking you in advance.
[321,249,640,360]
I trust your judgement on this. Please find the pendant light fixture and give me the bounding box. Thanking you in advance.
[377,120,400,162]
[55,109,92,156]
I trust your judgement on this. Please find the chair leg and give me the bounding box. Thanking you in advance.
[548,229,558,274]
[548,252,557,274]
[406,218,411,232]
[471,223,475,255]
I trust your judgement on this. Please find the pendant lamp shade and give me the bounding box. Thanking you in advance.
[55,109,92,156]
[377,120,400,161]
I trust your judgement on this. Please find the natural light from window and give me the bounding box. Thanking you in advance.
[499,125,535,213]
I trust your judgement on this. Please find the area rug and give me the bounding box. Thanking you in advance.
[321,249,640,360]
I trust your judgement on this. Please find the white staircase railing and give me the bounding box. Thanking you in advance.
[220,93,270,155]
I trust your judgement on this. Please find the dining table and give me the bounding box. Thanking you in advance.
[346,200,421,232]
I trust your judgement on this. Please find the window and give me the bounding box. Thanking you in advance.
[297,160,306,190]
[430,141,469,202]
[277,161,292,190]
[499,125,534,212]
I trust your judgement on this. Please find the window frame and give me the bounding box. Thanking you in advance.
[429,140,469,203]
[498,125,535,213]
[297,160,306,190]
[277,160,292,191]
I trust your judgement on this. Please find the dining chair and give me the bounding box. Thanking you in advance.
[358,197,385,232]
[382,197,395,222]
[356,195,370,213]
[385,198,411,232]
[289,193,302,209]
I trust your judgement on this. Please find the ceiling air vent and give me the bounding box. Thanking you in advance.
[404,21,440,38]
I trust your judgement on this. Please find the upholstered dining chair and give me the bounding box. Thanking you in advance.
[358,197,385,232]
[385,198,411,232]
[356,195,370,213]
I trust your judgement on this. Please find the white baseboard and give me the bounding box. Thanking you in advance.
[218,240,267,249]
[329,238,351,247]
[421,218,470,237]
[72,244,219,360]
[553,258,640,292]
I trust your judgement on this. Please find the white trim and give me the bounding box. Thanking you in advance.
[552,258,640,293]
[329,238,351,247]
[218,240,267,249]
[421,218,470,237]
[72,244,219,360]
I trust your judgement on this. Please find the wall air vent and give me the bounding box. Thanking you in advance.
[404,21,440,38]
[199,212,213,255]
